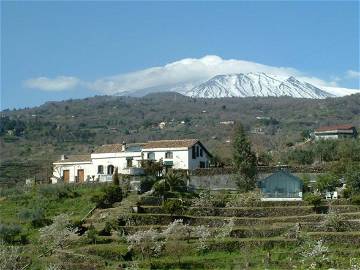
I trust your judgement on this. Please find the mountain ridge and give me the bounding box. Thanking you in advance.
[115,72,359,99]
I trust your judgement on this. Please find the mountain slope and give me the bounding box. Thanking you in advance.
[186,73,335,99]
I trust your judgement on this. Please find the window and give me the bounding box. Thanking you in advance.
[165,151,173,159]
[200,148,203,157]
[192,146,196,159]
[97,165,104,174]
[200,161,205,168]
[107,165,114,175]
[196,146,200,157]
[147,152,155,160]
[127,158,133,168]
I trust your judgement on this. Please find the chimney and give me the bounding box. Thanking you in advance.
[122,141,126,152]
[61,154,67,161]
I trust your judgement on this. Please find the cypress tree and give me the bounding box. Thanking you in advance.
[232,123,258,191]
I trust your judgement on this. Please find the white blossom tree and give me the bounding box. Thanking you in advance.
[126,228,164,260]
[0,242,25,270]
[216,217,235,239]
[39,213,78,255]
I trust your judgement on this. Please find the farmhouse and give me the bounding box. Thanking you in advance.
[314,124,357,140]
[258,170,303,201]
[51,139,211,184]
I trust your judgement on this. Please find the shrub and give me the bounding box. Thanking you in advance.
[85,225,98,244]
[350,194,360,205]
[315,173,340,193]
[163,199,185,216]
[304,193,322,208]
[0,224,22,244]
[225,191,261,207]
[91,185,122,208]
[18,207,50,228]
[321,211,348,232]
[99,221,113,236]
[139,177,157,194]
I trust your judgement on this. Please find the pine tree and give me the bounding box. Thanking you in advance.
[232,123,258,191]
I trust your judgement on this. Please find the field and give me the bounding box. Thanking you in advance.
[2,183,360,269]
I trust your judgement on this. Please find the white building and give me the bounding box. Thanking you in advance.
[51,139,212,184]
[314,125,357,140]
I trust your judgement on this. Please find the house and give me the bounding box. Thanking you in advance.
[314,125,357,140]
[258,170,303,201]
[51,139,212,184]
[142,139,212,171]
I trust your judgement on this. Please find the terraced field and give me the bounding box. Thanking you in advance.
[76,195,360,269]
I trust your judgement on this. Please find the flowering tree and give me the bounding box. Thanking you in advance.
[162,219,188,264]
[193,225,211,252]
[126,228,164,260]
[39,213,78,255]
[216,217,235,239]
[0,242,25,270]
[299,238,329,269]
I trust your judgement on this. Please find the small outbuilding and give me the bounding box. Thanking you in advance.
[258,170,303,201]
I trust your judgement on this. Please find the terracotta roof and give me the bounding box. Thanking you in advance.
[94,143,145,153]
[143,139,199,149]
[315,124,355,132]
[55,154,91,163]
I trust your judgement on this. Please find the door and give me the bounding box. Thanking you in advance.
[63,170,70,183]
[77,169,84,183]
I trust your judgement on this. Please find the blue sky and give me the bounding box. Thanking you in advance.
[1,1,359,109]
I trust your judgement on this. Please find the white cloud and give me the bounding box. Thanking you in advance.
[24,76,80,91]
[24,55,344,93]
[346,70,360,79]
[87,55,307,94]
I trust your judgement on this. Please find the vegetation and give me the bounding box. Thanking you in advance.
[232,123,258,192]
[1,93,359,185]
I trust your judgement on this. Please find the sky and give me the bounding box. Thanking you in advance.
[1,1,359,109]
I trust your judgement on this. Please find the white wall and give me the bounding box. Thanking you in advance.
[142,143,211,170]
[52,162,92,184]
[188,143,211,170]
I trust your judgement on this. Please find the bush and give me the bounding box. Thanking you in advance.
[315,173,340,192]
[99,221,113,236]
[350,194,360,205]
[91,185,122,208]
[85,224,98,244]
[139,177,157,194]
[18,207,50,228]
[0,223,23,244]
[163,199,185,216]
[304,193,322,208]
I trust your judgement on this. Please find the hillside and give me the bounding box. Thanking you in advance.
[1,93,360,183]
[2,183,360,269]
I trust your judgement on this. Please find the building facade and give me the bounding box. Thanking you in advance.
[51,139,212,184]
[314,125,357,140]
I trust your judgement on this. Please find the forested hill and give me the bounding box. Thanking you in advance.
[1,93,360,183]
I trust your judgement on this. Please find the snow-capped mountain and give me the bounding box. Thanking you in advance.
[115,72,359,99]
[186,73,335,99]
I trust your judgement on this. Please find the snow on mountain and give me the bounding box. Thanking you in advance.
[186,72,336,99]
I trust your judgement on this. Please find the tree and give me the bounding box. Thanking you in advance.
[112,167,120,185]
[315,173,340,193]
[0,243,26,270]
[38,214,78,255]
[232,123,257,191]
[345,163,360,194]
[164,172,186,192]
[126,228,163,260]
